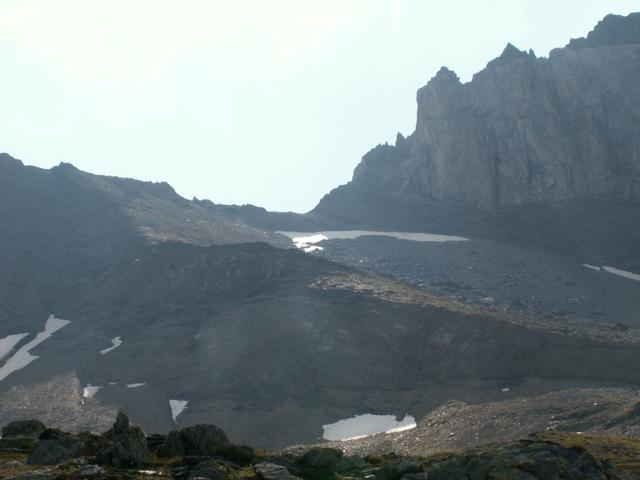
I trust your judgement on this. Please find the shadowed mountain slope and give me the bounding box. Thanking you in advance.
[1,156,640,449]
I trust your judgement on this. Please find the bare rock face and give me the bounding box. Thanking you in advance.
[96,412,149,468]
[331,13,640,210]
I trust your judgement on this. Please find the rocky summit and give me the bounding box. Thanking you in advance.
[316,12,640,210]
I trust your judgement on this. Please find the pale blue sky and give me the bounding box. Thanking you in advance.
[1,1,638,212]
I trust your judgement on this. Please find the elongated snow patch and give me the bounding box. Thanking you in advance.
[99,336,122,355]
[278,230,469,253]
[0,315,70,382]
[602,266,640,282]
[0,333,29,362]
[322,414,416,441]
[583,264,640,282]
[583,264,601,271]
[127,383,146,388]
[170,400,188,423]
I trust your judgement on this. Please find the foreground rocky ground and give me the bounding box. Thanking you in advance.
[318,388,640,457]
[2,414,640,480]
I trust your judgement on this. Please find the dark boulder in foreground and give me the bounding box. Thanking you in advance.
[25,412,148,468]
[96,412,149,468]
[0,420,46,453]
[159,424,230,458]
[2,420,46,439]
[27,429,85,465]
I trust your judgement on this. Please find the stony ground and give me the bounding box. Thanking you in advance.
[313,235,640,329]
[4,415,640,480]
[316,388,640,457]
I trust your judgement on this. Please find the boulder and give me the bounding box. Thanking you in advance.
[96,412,149,468]
[0,420,47,453]
[27,429,84,465]
[160,424,230,458]
[2,420,46,439]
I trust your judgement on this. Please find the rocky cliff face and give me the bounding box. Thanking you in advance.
[329,13,640,209]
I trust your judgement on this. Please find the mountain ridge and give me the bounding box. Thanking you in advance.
[316,12,640,211]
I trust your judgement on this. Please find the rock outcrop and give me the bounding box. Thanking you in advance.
[0,421,46,453]
[95,412,148,468]
[1,421,45,440]
[159,424,230,458]
[316,13,640,210]
[6,417,640,480]
[27,429,85,465]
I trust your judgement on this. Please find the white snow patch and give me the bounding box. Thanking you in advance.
[0,333,29,362]
[502,387,510,392]
[290,234,328,252]
[322,414,416,441]
[170,400,188,423]
[83,385,102,398]
[582,264,640,282]
[602,266,640,282]
[583,264,601,271]
[99,337,122,355]
[126,383,146,388]
[0,315,70,383]
[303,245,324,253]
[278,230,468,253]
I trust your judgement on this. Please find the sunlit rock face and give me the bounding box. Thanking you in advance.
[329,13,640,210]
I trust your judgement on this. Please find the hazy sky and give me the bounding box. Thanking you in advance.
[1,1,638,212]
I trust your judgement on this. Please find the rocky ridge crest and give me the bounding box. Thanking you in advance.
[318,13,640,210]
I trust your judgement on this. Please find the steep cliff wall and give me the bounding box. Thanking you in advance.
[327,13,640,209]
